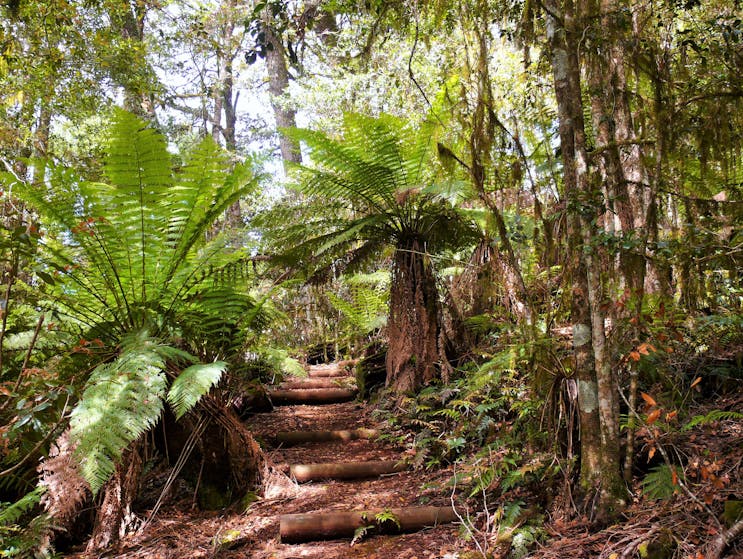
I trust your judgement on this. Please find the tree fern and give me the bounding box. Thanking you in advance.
[266,113,479,391]
[10,110,265,496]
[14,109,263,337]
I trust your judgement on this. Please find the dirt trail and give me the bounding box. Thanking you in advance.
[233,363,467,558]
[70,364,473,559]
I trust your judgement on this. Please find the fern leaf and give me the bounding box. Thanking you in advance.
[69,332,170,495]
[641,464,682,500]
[682,410,743,431]
[167,361,226,419]
[0,486,45,527]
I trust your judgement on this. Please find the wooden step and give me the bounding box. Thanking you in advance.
[290,460,405,482]
[280,506,458,543]
[279,377,353,390]
[275,428,379,446]
[270,388,357,405]
[308,366,348,378]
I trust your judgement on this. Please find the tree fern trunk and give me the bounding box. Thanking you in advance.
[86,441,144,553]
[386,239,441,393]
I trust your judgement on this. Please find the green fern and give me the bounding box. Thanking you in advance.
[261,347,306,378]
[374,508,401,529]
[167,361,227,420]
[0,487,45,527]
[69,331,176,494]
[327,284,387,333]
[641,464,682,500]
[682,410,743,431]
[14,109,263,338]
[264,113,478,277]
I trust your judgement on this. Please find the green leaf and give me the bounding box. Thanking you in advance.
[69,332,170,495]
[167,361,226,419]
[0,487,45,527]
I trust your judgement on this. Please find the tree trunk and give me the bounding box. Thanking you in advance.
[111,1,156,119]
[86,441,144,553]
[290,460,405,482]
[264,19,302,171]
[280,506,457,544]
[545,0,624,517]
[275,428,379,446]
[269,387,358,405]
[386,239,441,393]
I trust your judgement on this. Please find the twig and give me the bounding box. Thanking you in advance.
[449,463,489,558]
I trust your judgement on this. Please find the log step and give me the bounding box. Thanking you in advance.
[276,428,378,446]
[270,388,358,405]
[279,377,352,390]
[280,506,458,543]
[290,460,405,482]
[308,366,348,378]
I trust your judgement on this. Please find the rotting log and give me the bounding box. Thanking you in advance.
[279,377,351,390]
[270,388,357,405]
[290,460,405,482]
[280,506,458,543]
[275,428,379,446]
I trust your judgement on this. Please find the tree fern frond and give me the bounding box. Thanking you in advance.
[69,331,171,495]
[167,361,226,420]
[0,486,45,527]
[328,284,388,333]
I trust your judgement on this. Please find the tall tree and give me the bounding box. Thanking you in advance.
[542,0,625,516]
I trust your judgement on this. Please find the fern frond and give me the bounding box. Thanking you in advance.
[328,282,388,333]
[0,486,45,527]
[682,410,743,431]
[641,464,682,500]
[167,361,226,419]
[69,331,171,495]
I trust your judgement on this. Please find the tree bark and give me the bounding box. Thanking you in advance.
[386,239,441,393]
[279,377,351,389]
[545,0,624,517]
[264,18,302,171]
[269,387,358,405]
[275,428,379,446]
[86,441,143,553]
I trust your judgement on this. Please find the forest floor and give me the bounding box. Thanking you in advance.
[63,374,743,559]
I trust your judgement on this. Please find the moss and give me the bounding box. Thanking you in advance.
[197,483,233,510]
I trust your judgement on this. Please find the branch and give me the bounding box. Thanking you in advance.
[703,516,743,559]
[407,19,434,113]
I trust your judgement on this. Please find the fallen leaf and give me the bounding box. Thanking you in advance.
[647,409,662,424]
